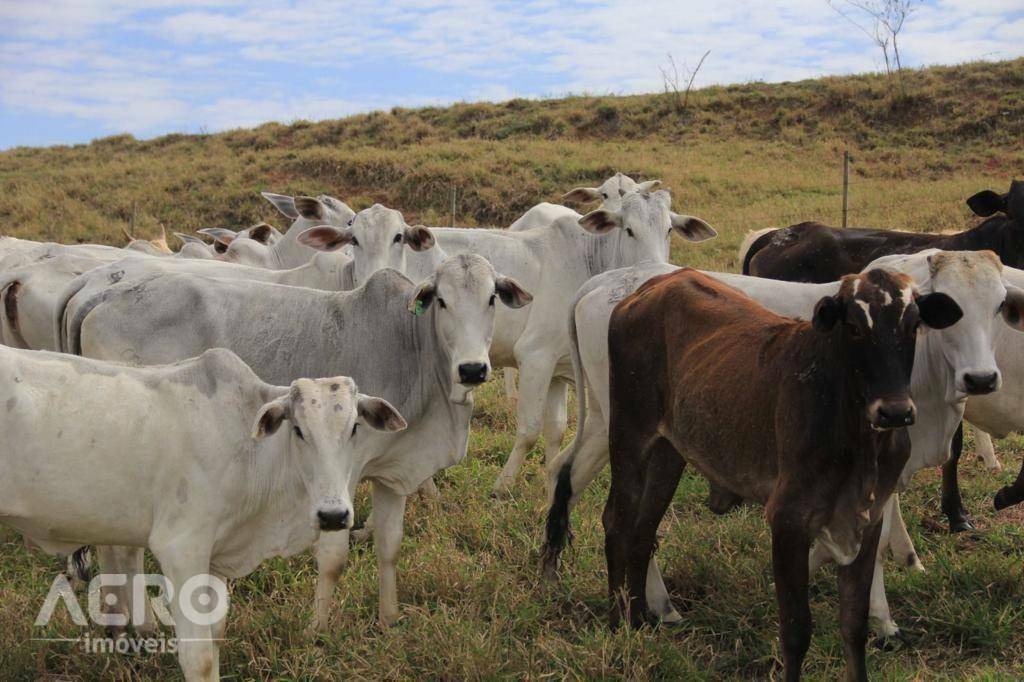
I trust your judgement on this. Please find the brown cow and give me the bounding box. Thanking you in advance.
[603,268,962,681]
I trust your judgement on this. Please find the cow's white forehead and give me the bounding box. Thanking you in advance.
[355,204,403,228]
[435,254,495,291]
[291,377,358,420]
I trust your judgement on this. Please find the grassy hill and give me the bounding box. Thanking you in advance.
[2,59,1024,680]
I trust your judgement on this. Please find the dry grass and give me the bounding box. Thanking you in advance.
[1,59,1023,680]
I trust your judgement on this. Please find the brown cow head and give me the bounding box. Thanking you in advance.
[812,268,962,429]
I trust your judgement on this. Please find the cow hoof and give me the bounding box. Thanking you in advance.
[872,630,911,651]
[490,488,513,500]
[540,556,559,582]
[994,489,1014,511]
[949,518,974,534]
[906,554,925,572]
[985,460,1003,473]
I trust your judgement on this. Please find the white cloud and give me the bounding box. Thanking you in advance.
[0,0,1021,145]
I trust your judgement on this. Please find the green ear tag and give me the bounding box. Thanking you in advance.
[413,300,424,316]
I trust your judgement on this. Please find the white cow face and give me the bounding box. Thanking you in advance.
[252,377,406,532]
[919,251,1024,398]
[578,189,717,264]
[298,205,435,287]
[562,172,663,212]
[202,223,282,267]
[408,254,532,403]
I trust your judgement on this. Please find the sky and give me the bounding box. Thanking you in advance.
[0,0,1021,149]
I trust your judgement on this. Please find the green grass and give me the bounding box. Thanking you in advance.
[2,59,1024,679]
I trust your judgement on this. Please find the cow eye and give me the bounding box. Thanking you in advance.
[393,234,403,244]
[846,322,864,339]
[351,237,359,247]
[293,425,304,441]
[489,293,496,306]
[437,297,447,309]
[625,228,635,238]
[351,423,358,437]
[601,192,608,199]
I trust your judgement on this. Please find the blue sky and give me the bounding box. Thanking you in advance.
[1,0,1021,149]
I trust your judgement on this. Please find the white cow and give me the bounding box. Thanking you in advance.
[540,250,1024,639]
[506,172,661,233]
[0,345,405,681]
[69,254,531,632]
[216,192,356,269]
[423,189,716,496]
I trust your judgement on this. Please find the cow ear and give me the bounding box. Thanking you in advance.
[408,280,436,313]
[967,190,1006,217]
[262,192,300,220]
[578,209,622,235]
[916,292,963,330]
[403,225,435,252]
[246,222,280,245]
[812,295,844,332]
[1000,286,1024,331]
[495,275,533,308]
[298,226,354,252]
[153,226,172,254]
[670,214,717,242]
[636,180,662,194]
[562,187,602,204]
[294,196,325,221]
[357,395,407,432]
[173,232,205,245]
[318,195,355,221]
[252,395,290,440]
[197,227,237,247]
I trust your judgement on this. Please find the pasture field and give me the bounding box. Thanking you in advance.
[1,59,1024,679]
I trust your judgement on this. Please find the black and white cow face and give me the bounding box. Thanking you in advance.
[813,269,962,429]
[408,254,532,403]
[577,190,717,265]
[299,204,435,287]
[252,377,405,532]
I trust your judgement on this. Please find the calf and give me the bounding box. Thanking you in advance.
[603,268,960,680]
[69,255,531,631]
[0,345,404,681]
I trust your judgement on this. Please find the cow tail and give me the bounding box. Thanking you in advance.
[67,546,93,585]
[540,293,587,576]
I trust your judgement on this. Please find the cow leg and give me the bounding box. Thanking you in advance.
[603,434,648,630]
[541,377,569,466]
[993,458,1024,510]
[150,541,219,682]
[941,423,974,533]
[503,368,518,400]
[416,477,439,499]
[493,353,558,496]
[886,494,923,572]
[837,520,884,682]
[646,552,683,623]
[541,412,608,580]
[307,530,351,638]
[769,512,812,682]
[372,483,408,627]
[869,496,900,639]
[625,438,685,628]
[96,545,157,636]
[971,425,1001,471]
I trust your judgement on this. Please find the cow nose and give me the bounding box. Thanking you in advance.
[457,362,488,385]
[316,509,350,531]
[872,400,917,429]
[963,371,999,395]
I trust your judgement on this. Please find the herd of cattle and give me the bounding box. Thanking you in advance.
[1,174,1023,680]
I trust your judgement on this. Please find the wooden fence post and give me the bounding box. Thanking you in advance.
[842,150,850,228]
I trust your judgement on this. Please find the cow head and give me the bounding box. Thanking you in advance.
[562,172,662,211]
[252,377,406,532]
[812,268,963,429]
[967,181,1024,267]
[408,254,532,403]
[900,250,1024,398]
[578,189,716,264]
[298,204,435,287]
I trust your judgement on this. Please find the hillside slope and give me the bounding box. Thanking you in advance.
[0,58,1021,273]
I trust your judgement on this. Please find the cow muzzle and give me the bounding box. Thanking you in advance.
[315,507,352,532]
[457,362,489,386]
[867,398,917,430]
[960,370,1001,396]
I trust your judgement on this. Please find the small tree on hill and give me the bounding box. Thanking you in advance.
[828,0,919,92]
[660,50,711,114]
